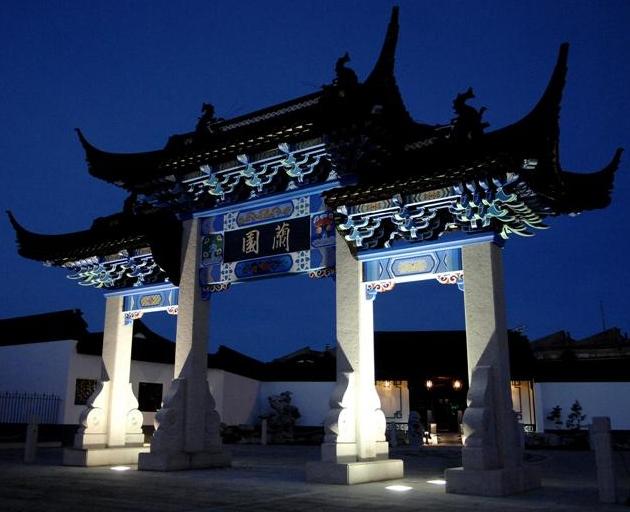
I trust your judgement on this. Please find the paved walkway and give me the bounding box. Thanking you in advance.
[0,444,628,511]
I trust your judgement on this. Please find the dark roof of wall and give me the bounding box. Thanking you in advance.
[262,330,536,383]
[374,330,535,381]
[0,309,263,378]
[3,309,628,383]
[266,346,336,382]
[0,309,89,346]
[76,320,266,379]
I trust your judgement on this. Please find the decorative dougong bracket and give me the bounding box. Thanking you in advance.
[178,142,330,206]
[237,154,278,194]
[278,142,322,183]
[195,165,239,200]
[65,253,165,289]
[450,175,550,238]
[337,209,383,248]
[385,197,441,247]
[335,171,557,252]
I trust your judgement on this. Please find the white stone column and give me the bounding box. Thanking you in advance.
[139,217,229,471]
[445,241,540,495]
[174,218,212,454]
[64,295,145,466]
[102,296,141,447]
[306,231,403,484]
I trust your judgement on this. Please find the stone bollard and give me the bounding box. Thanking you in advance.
[429,423,438,445]
[24,416,39,464]
[590,417,617,504]
[261,418,268,446]
[389,424,398,448]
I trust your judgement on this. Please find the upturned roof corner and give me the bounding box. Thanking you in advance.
[365,5,400,86]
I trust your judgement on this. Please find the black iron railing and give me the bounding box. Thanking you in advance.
[0,391,61,424]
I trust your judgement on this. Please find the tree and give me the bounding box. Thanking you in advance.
[565,400,587,430]
[546,405,563,429]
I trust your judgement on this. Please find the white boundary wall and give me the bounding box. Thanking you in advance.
[0,340,74,420]
[210,369,261,426]
[259,382,335,427]
[535,382,630,431]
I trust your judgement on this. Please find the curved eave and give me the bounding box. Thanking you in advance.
[555,147,623,213]
[7,210,147,264]
[483,43,568,164]
[76,129,166,189]
[7,210,183,286]
[478,43,622,213]
[76,92,324,190]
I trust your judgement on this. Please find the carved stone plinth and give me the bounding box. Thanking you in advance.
[63,446,149,467]
[66,379,145,466]
[73,381,144,449]
[138,378,231,471]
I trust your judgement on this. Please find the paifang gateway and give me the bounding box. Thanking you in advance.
[8,9,621,289]
[7,6,623,494]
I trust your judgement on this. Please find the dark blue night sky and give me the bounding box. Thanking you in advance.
[1,1,628,361]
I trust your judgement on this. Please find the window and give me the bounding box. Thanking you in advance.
[74,378,97,405]
[138,382,163,412]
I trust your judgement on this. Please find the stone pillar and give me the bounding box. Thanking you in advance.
[590,417,617,504]
[445,241,540,495]
[139,217,230,471]
[64,295,146,466]
[306,231,403,484]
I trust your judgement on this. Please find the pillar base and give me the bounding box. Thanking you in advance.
[445,465,541,496]
[138,450,231,471]
[63,446,148,467]
[306,459,404,485]
[321,440,389,463]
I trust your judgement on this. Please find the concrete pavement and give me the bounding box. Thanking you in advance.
[0,444,628,511]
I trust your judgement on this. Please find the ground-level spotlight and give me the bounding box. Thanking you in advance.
[385,485,413,492]
[426,479,447,485]
[110,466,131,472]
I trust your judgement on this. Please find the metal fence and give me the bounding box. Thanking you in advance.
[0,392,61,424]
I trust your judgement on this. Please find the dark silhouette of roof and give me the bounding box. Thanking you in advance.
[0,309,88,346]
[266,346,336,382]
[530,327,630,381]
[8,7,621,272]
[374,330,535,381]
[261,330,536,383]
[7,209,183,285]
[0,309,264,379]
[534,358,630,382]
